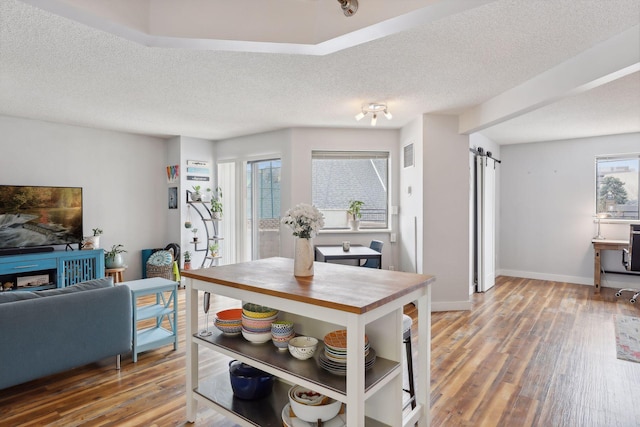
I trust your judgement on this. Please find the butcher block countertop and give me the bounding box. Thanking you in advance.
[181,257,434,314]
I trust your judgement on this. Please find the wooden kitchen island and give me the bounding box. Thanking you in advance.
[182,257,434,427]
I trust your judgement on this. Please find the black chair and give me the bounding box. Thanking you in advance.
[359,240,415,407]
[616,224,640,303]
[361,240,383,269]
[403,313,416,410]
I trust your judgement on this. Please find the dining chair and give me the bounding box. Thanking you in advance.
[361,240,383,268]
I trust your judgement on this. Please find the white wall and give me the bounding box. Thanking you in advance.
[399,117,424,274]
[422,114,471,311]
[500,132,640,287]
[0,115,170,280]
[217,127,400,269]
[287,128,400,268]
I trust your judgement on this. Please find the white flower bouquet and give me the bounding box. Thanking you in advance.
[281,203,325,239]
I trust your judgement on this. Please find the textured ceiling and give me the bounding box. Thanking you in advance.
[0,0,639,144]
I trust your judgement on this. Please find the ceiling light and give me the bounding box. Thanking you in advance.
[355,103,392,126]
[337,0,358,17]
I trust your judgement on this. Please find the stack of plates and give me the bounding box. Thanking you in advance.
[318,330,376,376]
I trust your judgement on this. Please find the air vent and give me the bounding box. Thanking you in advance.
[403,143,414,168]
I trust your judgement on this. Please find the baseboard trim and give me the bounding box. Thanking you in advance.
[431,300,471,312]
[497,269,638,289]
[498,269,591,285]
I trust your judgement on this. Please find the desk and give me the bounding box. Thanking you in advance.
[105,266,126,283]
[314,245,382,268]
[592,239,629,293]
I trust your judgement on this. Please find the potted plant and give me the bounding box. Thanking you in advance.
[209,243,220,257]
[191,185,202,202]
[82,227,103,249]
[347,200,364,230]
[210,186,223,220]
[105,244,127,268]
[183,251,192,270]
[191,228,199,242]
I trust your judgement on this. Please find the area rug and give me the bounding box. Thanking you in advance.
[614,315,640,363]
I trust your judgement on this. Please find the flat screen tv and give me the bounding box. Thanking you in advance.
[0,185,83,250]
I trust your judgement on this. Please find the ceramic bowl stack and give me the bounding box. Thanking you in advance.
[271,320,295,350]
[319,329,376,375]
[285,385,343,424]
[214,308,243,336]
[241,303,279,344]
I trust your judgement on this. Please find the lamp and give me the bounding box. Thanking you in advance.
[337,0,358,17]
[355,102,392,126]
[593,213,608,240]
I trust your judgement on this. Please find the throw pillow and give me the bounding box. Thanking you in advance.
[147,249,173,266]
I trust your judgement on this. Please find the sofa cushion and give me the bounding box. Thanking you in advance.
[35,276,114,297]
[0,291,40,305]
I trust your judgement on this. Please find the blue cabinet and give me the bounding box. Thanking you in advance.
[0,250,105,291]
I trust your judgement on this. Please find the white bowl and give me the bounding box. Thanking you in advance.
[288,336,318,360]
[288,385,342,422]
[241,328,272,344]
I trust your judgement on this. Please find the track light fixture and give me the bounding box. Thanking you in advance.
[355,103,392,126]
[337,0,358,17]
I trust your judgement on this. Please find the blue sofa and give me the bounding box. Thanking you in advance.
[0,277,132,389]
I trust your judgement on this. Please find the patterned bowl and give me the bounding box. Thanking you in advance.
[214,321,242,335]
[288,336,318,360]
[271,320,294,334]
[216,308,243,322]
[242,303,279,319]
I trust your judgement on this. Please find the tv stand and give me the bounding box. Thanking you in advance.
[0,250,105,291]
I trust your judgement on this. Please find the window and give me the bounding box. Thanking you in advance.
[595,153,640,220]
[312,151,389,229]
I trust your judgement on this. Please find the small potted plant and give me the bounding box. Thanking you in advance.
[191,228,199,242]
[210,186,223,220]
[183,251,192,270]
[209,243,220,257]
[191,185,202,202]
[347,200,364,230]
[82,227,103,249]
[105,244,127,268]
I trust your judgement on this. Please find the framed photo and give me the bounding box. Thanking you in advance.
[168,187,178,209]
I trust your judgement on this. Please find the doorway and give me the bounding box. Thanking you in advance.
[246,159,282,260]
[471,147,499,293]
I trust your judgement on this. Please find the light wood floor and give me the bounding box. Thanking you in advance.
[1,276,639,426]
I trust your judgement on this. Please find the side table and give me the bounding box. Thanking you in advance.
[105,266,126,283]
[125,277,178,362]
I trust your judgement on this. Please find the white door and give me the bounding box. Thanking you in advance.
[476,154,496,292]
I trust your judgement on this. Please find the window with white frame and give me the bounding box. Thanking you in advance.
[595,153,640,220]
[312,150,389,229]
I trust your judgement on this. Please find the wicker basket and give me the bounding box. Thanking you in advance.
[146,263,173,280]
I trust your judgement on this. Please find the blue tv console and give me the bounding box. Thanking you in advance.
[0,249,105,291]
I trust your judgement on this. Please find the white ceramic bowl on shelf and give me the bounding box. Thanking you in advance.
[288,336,318,360]
[288,385,342,422]
[241,328,272,344]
